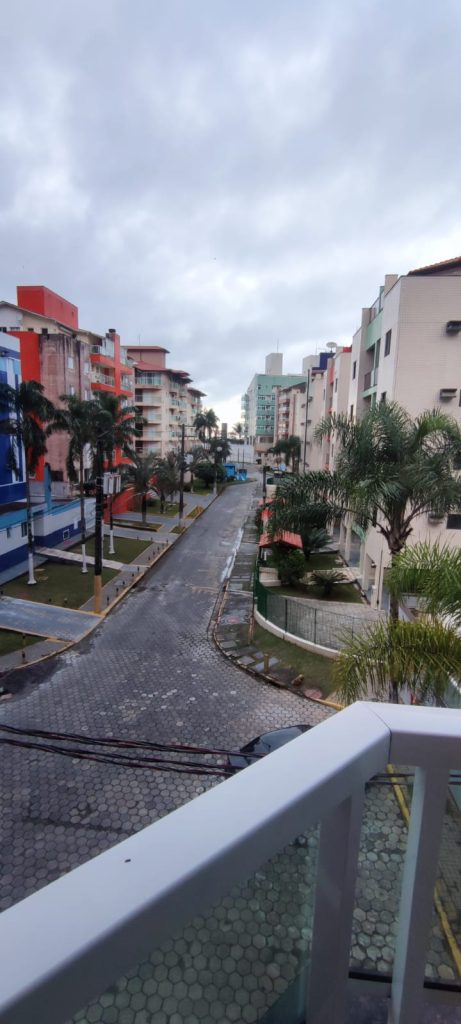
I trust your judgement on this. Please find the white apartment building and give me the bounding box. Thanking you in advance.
[297,349,351,472]
[315,256,461,606]
[127,346,205,458]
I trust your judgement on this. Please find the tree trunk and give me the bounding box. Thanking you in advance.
[79,452,88,574]
[141,492,147,522]
[388,549,401,703]
[25,463,36,585]
[190,471,194,494]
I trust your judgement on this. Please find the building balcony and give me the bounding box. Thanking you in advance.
[0,704,459,1024]
[135,374,163,387]
[134,393,161,406]
[90,340,115,360]
[363,368,378,391]
[91,371,115,389]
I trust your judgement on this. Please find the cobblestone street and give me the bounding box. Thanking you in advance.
[0,479,459,1023]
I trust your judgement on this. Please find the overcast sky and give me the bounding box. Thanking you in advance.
[1,0,461,426]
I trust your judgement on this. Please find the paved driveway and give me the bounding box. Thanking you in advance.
[0,596,98,641]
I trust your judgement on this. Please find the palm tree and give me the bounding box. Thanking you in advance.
[387,541,461,629]
[314,402,461,621]
[335,541,461,704]
[271,435,301,472]
[122,452,157,522]
[193,408,219,442]
[268,472,341,559]
[93,392,138,467]
[0,380,58,584]
[233,422,244,440]
[57,396,95,573]
[152,452,180,512]
[92,393,138,553]
[333,616,461,705]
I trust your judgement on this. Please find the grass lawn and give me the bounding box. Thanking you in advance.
[82,536,151,563]
[253,624,335,698]
[170,525,185,535]
[1,562,118,608]
[0,630,42,657]
[186,507,202,519]
[147,500,179,516]
[113,519,162,532]
[187,485,210,496]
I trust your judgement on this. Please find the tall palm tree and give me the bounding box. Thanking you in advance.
[93,392,138,467]
[122,452,157,522]
[233,422,244,439]
[314,403,461,621]
[57,396,95,573]
[92,393,138,553]
[193,408,219,442]
[271,435,301,472]
[334,541,461,704]
[0,380,58,584]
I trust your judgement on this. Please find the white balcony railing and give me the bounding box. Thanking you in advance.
[0,704,459,1024]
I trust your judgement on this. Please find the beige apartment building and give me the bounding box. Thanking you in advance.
[312,256,461,607]
[127,345,204,458]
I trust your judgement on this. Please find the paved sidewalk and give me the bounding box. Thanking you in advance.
[0,597,99,641]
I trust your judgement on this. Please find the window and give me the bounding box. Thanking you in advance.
[68,355,74,369]
[63,529,70,540]
[352,361,356,380]
[21,522,27,537]
[69,385,75,396]
[350,404,354,420]
[84,361,90,374]
[6,527,12,539]
[334,378,338,392]
[447,514,461,530]
[381,392,387,403]
[384,330,392,356]
[84,389,90,400]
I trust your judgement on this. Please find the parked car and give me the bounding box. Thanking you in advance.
[227,724,312,772]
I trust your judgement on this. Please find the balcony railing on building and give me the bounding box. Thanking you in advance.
[363,367,378,390]
[91,339,115,360]
[91,370,115,387]
[135,373,163,386]
[0,704,459,1024]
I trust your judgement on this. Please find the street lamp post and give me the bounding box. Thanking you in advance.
[213,446,223,496]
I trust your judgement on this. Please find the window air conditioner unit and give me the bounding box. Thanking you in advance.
[446,320,461,334]
[439,388,457,400]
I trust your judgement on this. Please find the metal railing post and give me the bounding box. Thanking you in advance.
[390,765,450,1024]
[306,789,365,1024]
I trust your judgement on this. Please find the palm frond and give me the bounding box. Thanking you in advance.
[334,618,461,705]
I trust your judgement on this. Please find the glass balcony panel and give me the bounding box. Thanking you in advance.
[425,773,461,987]
[68,825,320,1024]
[350,769,461,991]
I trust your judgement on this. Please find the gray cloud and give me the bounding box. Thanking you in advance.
[1,0,461,422]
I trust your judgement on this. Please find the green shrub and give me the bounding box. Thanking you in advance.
[277,550,306,586]
[310,569,348,597]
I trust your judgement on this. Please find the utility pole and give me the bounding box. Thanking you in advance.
[178,423,185,528]
[94,437,104,614]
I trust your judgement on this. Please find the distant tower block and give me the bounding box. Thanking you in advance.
[265,352,283,375]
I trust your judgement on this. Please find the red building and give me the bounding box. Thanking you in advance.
[0,286,135,481]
